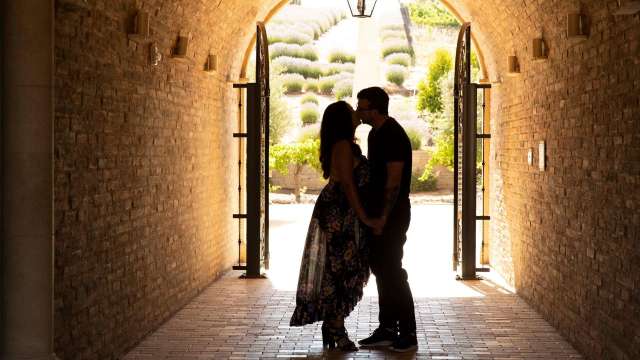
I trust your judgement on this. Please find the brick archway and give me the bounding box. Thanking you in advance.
[38,1,640,358]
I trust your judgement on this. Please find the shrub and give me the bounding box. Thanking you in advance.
[270,42,319,61]
[301,93,319,105]
[304,80,319,93]
[296,22,321,40]
[280,73,305,94]
[428,128,454,170]
[405,127,422,150]
[411,165,438,192]
[318,77,337,94]
[328,50,356,64]
[417,79,442,113]
[300,44,319,61]
[334,80,353,101]
[304,64,323,79]
[382,40,414,58]
[385,53,412,66]
[386,64,408,86]
[271,56,323,79]
[268,30,313,45]
[300,103,319,125]
[324,62,355,76]
[270,43,297,60]
[270,6,347,45]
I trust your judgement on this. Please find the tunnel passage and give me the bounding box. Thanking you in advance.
[1,0,633,359]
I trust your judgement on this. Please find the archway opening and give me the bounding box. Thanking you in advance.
[236,0,497,295]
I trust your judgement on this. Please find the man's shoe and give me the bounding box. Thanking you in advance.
[388,333,418,352]
[357,327,398,347]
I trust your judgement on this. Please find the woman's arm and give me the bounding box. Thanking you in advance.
[332,140,371,225]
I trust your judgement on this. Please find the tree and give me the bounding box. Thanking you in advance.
[269,139,321,202]
[426,54,483,171]
[408,0,459,28]
[416,49,452,114]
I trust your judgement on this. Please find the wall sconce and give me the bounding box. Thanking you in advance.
[567,13,588,38]
[133,11,149,37]
[149,42,162,66]
[205,53,217,72]
[532,38,548,60]
[172,34,190,58]
[128,10,150,43]
[507,55,521,76]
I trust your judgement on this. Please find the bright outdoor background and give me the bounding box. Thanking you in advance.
[256,0,489,288]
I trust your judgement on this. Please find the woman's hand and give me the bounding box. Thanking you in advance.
[363,217,385,235]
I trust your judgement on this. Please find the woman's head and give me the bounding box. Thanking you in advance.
[319,101,359,179]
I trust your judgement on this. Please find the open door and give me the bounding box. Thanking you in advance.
[233,22,270,278]
[453,23,491,280]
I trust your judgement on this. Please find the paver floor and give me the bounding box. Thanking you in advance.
[125,204,582,359]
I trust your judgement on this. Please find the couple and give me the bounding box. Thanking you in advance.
[289,87,417,352]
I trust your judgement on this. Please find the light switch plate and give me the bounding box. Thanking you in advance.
[527,148,533,165]
[538,141,546,171]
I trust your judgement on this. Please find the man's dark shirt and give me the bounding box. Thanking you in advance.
[367,117,412,217]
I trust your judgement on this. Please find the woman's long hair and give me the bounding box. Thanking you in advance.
[320,101,356,179]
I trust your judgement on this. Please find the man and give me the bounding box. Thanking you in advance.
[355,87,417,352]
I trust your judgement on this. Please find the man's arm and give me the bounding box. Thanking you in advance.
[374,161,404,234]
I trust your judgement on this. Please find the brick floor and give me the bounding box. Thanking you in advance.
[124,204,582,359]
[124,272,582,360]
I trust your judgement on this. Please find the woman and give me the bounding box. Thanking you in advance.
[289,101,375,351]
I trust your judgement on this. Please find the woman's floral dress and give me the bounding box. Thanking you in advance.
[290,146,370,326]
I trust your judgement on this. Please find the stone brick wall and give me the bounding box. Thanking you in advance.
[441,0,640,358]
[53,0,265,358]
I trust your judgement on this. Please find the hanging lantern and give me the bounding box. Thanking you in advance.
[346,0,378,18]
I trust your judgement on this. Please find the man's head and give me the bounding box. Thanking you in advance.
[356,87,389,126]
